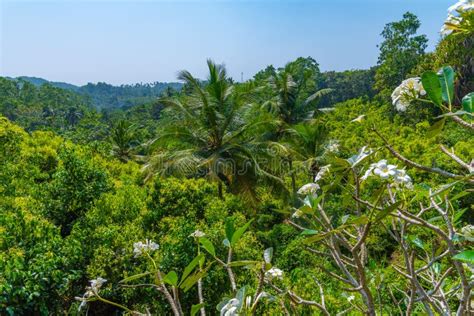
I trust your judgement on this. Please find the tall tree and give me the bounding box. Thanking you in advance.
[374,12,428,97]
[145,60,284,200]
[265,57,332,129]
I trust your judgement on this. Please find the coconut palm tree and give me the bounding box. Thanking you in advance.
[144,60,284,200]
[282,119,330,202]
[110,120,138,162]
[264,58,332,131]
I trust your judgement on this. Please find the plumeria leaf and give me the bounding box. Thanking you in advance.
[236,286,247,306]
[374,200,402,223]
[231,219,253,246]
[462,92,474,113]
[303,216,368,243]
[180,254,205,285]
[426,118,446,138]
[181,263,213,292]
[421,71,443,106]
[300,229,318,235]
[407,235,425,250]
[199,238,216,257]
[119,271,152,284]
[438,66,455,106]
[453,208,468,224]
[264,247,273,263]
[429,180,462,198]
[223,238,231,247]
[191,304,205,316]
[436,110,473,118]
[452,250,474,264]
[163,271,178,286]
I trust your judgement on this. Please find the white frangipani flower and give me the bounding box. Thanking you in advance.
[75,277,107,311]
[347,295,355,302]
[362,160,413,189]
[441,1,473,36]
[393,168,413,189]
[373,160,398,179]
[189,230,206,238]
[220,298,240,316]
[265,267,284,280]
[461,225,474,241]
[297,183,320,196]
[133,239,159,258]
[391,78,426,112]
[448,0,474,14]
[314,164,331,183]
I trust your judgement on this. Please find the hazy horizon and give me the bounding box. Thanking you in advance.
[1,0,452,86]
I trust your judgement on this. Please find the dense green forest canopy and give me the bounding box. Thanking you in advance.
[5,76,183,109]
[1,4,473,316]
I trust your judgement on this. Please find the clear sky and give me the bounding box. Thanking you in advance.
[0,0,452,86]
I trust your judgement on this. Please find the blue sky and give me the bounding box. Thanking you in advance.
[0,0,452,85]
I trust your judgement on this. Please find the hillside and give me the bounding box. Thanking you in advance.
[6,76,182,109]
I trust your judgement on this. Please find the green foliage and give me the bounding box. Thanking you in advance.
[43,148,111,235]
[0,6,473,315]
[375,12,428,97]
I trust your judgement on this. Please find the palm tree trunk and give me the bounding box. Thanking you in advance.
[218,182,223,200]
[288,159,297,205]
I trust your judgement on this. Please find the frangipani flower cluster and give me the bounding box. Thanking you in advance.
[75,277,107,311]
[133,239,159,258]
[293,165,331,218]
[297,183,320,196]
[362,160,413,189]
[461,225,474,241]
[441,0,474,36]
[265,267,284,280]
[391,77,426,112]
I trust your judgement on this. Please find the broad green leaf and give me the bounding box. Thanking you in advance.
[119,271,152,284]
[236,286,247,305]
[451,191,470,202]
[407,235,425,250]
[223,238,231,247]
[225,218,235,241]
[231,219,253,246]
[438,66,455,106]
[453,208,468,224]
[436,110,473,118]
[430,180,462,198]
[163,271,178,286]
[452,250,474,264]
[180,263,213,292]
[264,247,273,263]
[180,254,204,285]
[421,71,443,106]
[191,304,205,316]
[300,229,318,235]
[426,118,446,138]
[374,200,402,223]
[462,92,474,113]
[199,238,216,257]
[303,216,368,243]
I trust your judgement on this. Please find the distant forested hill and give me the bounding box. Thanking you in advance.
[5,76,182,109]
